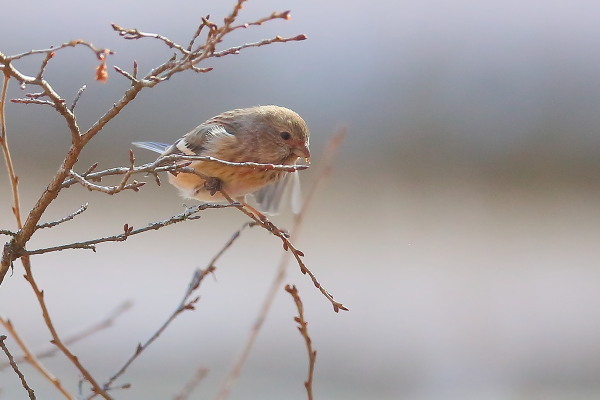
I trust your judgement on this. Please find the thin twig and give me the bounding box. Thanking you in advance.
[213,34,307,58]
[10,98,55,106]
[70,85,87,111]
[0,335,36,400]
[172,368,209,400]
[22,266,112,399]
[111,24,191,55]
[163,154,309,172]
[35,203,89,230]
[1,70,23,228]
[60,155,307,192]
[101,220,251,395]
[0,317,73,399]
[285,285,316,400]
[22,203,235,256]
[113,66,138,84]
[1,301,133,369]
[7,40,112,62]
[69,170,146,194]
[1,229,17,236]
[229,10,292,32]
[208,222,256,268]
[220,190,347,312]
[187,15,213,51]
[215,129,347,400]
[100,267,215,394]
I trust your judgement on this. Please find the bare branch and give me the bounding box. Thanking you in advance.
[1,229,17,236]
[187,15,213,51]
[60,155,308,194]
[0,335,37,400]
[7,40,112,62]
[111,24,191,55]
[69,170,146,194]
[21,266,112,399]
[208,222,256,268]
[10,98,55,107]
[161,154,309,172]
[35,203,88,230]
[70,85,87,112]
[113,66,138,84]
[220,190,347,313]
[22,203,235,257]
[101,267,215,393]
[213,34,307,58]
[0,318,73,399]
[229,10,292,32]
[285,285,317,400]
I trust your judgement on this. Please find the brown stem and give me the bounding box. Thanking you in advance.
[0,335,36,400]
[0,317,73,399]
[285,285,316,400]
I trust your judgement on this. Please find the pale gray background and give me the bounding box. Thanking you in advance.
[1,1,600,399]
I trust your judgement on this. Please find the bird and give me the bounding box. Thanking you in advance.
[133,105,310,214]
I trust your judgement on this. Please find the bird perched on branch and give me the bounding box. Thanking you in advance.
[133,105,310,214]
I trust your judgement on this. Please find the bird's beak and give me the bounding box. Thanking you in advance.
[292,143,311,160]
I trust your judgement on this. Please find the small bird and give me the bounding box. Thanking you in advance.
[133,105,310,214]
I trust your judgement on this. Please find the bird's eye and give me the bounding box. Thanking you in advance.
[280,131,291,140]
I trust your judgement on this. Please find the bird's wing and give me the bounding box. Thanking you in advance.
[132,141,171,153]
[175,123,235,155]
[133,124,234,156]
[252,171,302,215]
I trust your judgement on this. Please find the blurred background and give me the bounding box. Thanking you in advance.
[2,0,600,399]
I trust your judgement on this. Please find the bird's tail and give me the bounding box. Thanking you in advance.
[132,141,170,154]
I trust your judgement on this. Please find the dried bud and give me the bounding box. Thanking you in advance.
[95,62,108,83]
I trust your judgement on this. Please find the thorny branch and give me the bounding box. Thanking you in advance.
[285,285,317,400]
[0,335,37,400]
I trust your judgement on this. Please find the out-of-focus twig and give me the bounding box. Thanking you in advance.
[215,129,346,400]
[22,267,112,399]
[285,284,316,400]
[0,335,37,400]
[172,368,209,400]
[1,301,132,370]
[1,70,22,229]
[0,317,73,399]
